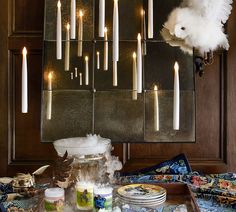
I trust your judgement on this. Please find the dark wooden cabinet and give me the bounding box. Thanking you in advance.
[0,0,236,176]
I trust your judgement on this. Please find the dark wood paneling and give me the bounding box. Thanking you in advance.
[0,0,9,176]
[10,0,44,35]
[10,50,56,161]
[227,2,236,172]
[0,0,235,176]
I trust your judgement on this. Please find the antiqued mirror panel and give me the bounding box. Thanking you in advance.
[41,0,195,143]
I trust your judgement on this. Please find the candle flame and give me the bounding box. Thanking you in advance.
[48,72,53,80]
[22,47,27,55]
[57,0,61,8]
[154,85,158,91]
[80,73,82,76]
[114,0,118,3]
[141,9,145,16]
[137,33,141,41]
[97,51,100,55]
[85,56,89,61]
[174,61,179,72]
[133,52,136,58]
[79,10,84,17]
[66,23,70,30]
[104,27,107,33]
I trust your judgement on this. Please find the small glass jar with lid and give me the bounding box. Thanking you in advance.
[44,187,65,212]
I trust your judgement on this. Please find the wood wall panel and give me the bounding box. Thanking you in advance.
[0,0,235,176]
[227,3,236,172]
[10,0,44,35]
[0,0,9,176]
[10,50,56,161]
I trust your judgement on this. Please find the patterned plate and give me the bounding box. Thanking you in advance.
[117,194,166,204]
[117,184,166,200]
[116,192,166,202]
[117,196,166,206]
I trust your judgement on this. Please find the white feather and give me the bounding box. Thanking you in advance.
[185,0,233,24]
[32,165,50,175]
[162,0,232,55]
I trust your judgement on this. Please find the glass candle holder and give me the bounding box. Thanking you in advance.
[94,185,113,211]
[44,188,64,212]
[76,182,94,210]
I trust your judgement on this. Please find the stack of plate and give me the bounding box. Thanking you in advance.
[117,184,167,206]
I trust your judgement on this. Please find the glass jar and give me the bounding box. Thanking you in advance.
[94,186,113,211]
[76,182,94,210]
[44,188,64,212]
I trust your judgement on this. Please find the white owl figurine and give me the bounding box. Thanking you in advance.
[161,0,233,56]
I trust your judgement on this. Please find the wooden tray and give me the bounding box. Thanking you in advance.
[116,183,200,212]
[156,183,200,212]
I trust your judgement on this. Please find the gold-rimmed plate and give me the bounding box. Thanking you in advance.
[117,184,166,200]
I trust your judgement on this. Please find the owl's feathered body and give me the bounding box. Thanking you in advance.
[162,0,233,55]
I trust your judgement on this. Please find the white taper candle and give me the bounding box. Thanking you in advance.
[154,85,159,131]
[148,0,153,39]
[70,0,76,39]
[22,47,28,113]
[97,52,100,69]
[48,72,52,91]
[99,0,105,37]
[137,33,142,93]
[104,27,108,70]
[173,62,180,130]
[78,10,83,57]
[75,67,78,77]
[141,9,147,55]
[113,61,117,86]
[85,56,89,85]
[132,52,137,100]
[47,91,52,120]
[65,23,70,71]
[56,0,62,60]
[113,0,119,62]
[47,72,53,120]
[79,73,83,85]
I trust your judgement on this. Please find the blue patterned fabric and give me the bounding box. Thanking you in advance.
[122,154,192,176]
[119,173,236,211]
[0,184,13,196]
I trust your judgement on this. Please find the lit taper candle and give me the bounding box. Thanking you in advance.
[148,0,153,39]
[75,67,78,77]
[154,85,159,131]
[56,1,62,60]
[85,56,89,85]
[104,27,108,70]
[99,0,105,37]
[47,72,53,120]
[78,10,83,57]
[132,52,137,100]
[70,0,76,39]
[137,33,142,93]
[173,62,180,130]
[48,72,52,91]
[97,52,100,69]
[65,23,70,71]
[113,0,119,62]
[22,47,28,113]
